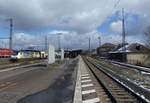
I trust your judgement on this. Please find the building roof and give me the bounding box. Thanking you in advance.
[99,43,116,48]
[109,43,150,54]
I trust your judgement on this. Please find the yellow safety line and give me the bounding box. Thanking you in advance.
[0,82,17,92]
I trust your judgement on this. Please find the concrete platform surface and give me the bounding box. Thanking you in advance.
[73,56,100,103]
[0,58,78,103]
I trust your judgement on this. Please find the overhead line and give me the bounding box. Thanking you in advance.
[114,0,121,9]
[104,0,121,19]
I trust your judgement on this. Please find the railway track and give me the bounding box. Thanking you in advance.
[108,60,150,73]
[83,57,150,103]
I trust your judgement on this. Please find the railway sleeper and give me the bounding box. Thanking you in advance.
[117,98,137,103]
[112,92,132,95]
[110,89,127,92]
[109,86,124,89]
[112,92,138,102]
[115,95,135,99]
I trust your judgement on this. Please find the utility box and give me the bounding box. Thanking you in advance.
[48,45,55,64]
[61,49,64,60]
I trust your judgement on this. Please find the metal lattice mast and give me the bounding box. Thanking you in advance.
[122,8,126,51]
[9,18,13,49]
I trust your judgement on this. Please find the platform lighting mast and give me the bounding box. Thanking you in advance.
[122,8,127,62]
[122,8,126,51]
[9,18,13,49]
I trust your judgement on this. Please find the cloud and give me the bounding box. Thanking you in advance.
[5,30,143,50]
[101,33,144,45]
[0,0,150,33]
[118,0,150,33]
[110,21,122,33]
[0,0,150,49]
[0,0,115,33]
[12,33,45,50]
[48,30,101,50]
[4,30,101,50]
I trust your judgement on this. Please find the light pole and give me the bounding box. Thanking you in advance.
[122,8,126,62]
[122,8,126,51]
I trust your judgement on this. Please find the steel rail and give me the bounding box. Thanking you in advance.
[110,60,150,73]
[83,57,118,103]
[83,57,149,103]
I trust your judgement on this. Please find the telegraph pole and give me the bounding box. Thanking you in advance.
[122,8,126,51]
[9,18,13,49]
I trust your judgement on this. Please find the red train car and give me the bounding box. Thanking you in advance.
[0,48,14,58]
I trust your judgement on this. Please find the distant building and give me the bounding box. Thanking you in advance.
[64,49,82,58]
[97,43,117,57]
[90,49,97,56]
[109,43,150,66]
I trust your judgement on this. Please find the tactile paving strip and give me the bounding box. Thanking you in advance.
[80,60,100,103]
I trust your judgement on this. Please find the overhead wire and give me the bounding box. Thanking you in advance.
[114,0,121,9]
[97,0,121,44]
[108,0,121,17]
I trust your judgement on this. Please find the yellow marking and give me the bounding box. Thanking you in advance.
[0,82,17,92]
[0,82,12,87]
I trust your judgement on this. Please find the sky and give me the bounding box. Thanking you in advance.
[0,0,150,50]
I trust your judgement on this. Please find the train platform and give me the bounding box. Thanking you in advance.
[0,58,78,103]
[73,56,100,103]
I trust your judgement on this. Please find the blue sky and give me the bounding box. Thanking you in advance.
[97,16,118,35]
